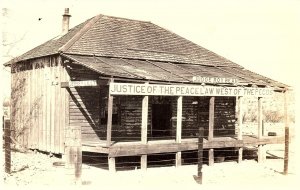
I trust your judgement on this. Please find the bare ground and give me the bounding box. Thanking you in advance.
[2,124,298,189]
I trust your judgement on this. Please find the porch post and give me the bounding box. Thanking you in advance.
[237,96,243,163]
[257,97,265,163]
[176,96,183,167]
[106,83,114,147]
[208,96,215,166]
[141,92,149,170]
[107,79,115,172]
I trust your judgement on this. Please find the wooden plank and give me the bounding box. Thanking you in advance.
[208,96,215,166]
[23,70,28,149]
[237,96,243,140]
[284,91,289,175]
[42,63,47,151]
[141,155,147,171]
[39,65,43,151]
[32,63,36,149]
[141,95,148,143]
[194,127,204,184]
[108,157,116,173]
[58,61,64,154]
[176,96,182,143]
[54,63,60,153]
[257,97,265,163]
[237,96,243,163]
[63,60,71,155]
[238,148,243,163]
[46,63,51,151]
[4,118,11,174]
[106,79,114,146]
[176,96,183,167]
[175,152,181,167]
[208,149,214,166]
[258,97,263,139]
[50,63,55,153]
[82,135,285,157]
[208,97,215,141]
[27,67,32,149]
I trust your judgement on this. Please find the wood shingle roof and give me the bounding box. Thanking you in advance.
[6,14,287,89]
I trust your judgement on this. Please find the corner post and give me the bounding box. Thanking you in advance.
[176,96,183,167]
[208,96,215,166]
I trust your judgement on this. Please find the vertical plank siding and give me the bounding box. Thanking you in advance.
[11,57,237,154]
[10,56,68,154]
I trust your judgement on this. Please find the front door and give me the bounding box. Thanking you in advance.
[151,104,172,139]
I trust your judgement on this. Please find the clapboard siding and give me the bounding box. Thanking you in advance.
[10,55,68,154]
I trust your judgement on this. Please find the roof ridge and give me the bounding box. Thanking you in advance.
[102,14,151,23]
[58,14,104,52]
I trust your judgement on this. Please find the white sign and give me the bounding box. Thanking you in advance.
[69,80,98,87]
[109,83,274,97]
[192,76,238,84]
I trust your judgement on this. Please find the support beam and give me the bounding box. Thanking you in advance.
[208,97,215,166]
[257,97,265,163]
[141,93,148,170]
[106,79,114,147]
[193,127,204,184]
[238,148,243,163]
[141,95,148,144]
[108,157,116,173]
[209,149,214,166]
[208,97,215,141]
[176,152,182,167]
[284,91,289,175]
[176,96,183,167]
[4,118,11,174]
[237,96,243,140]
[65,126,82,184]
[237,96,243,163]
[141,155,147,171]
[258,97,263,139]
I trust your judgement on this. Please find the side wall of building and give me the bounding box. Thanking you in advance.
[11,55,69,154]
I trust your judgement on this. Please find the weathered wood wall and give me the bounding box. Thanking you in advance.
[11,55,69,154]
[171,96,236,139]
[69,64,237,144]
[68,64,103,143]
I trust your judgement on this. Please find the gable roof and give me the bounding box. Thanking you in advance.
[6,14,240,68]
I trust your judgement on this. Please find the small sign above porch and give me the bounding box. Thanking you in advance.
[192,76,238,84]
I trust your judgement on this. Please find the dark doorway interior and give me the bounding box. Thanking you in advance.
[152,104,172,139]
[151,104,172,139]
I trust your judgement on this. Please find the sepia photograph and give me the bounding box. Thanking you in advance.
[1,0,298,189]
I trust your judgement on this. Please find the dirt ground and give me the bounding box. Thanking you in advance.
[2,142,298,190]
[2,124,298,189]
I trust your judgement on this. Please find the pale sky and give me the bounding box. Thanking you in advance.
[1,0,300,98]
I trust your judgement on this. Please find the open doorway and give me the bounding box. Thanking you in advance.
[151,104,172,139]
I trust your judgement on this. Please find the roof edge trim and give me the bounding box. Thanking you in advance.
[58,14,104,53]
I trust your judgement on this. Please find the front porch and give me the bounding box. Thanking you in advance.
[81,134,286,171]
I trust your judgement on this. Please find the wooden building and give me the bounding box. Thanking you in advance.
[6,9,288,171]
